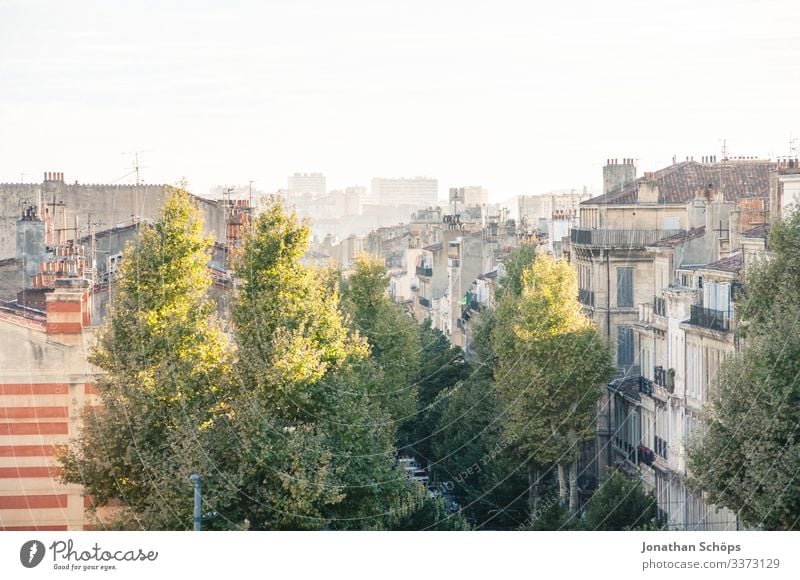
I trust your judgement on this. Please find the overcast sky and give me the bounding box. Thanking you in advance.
[1,0,799,201]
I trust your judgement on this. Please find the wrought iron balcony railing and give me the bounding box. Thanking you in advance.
[570,228,684,248]
[579,289,595,307]
[639,376,654,397]
[689,304,730,332]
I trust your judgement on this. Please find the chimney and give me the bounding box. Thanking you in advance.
[638,177,659,203]
[16,205,46,289]
[603,157,636,195]
[46,278,91,341]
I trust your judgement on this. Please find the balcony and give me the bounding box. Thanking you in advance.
[637,444,655,466]
[654,436,668,461]
[653,296,666,317]
[418,297,431,308]
[614,437,637,464]
[570,228,684,248]
[578,289,595,307]
[689,304,730,332]
[415,266,433,277]
[639,376,653,397]
[653,366,674,394]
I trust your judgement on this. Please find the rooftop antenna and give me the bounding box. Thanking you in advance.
[82,213,105,281]
[123,150,151,218]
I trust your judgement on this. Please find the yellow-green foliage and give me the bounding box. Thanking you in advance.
[60,187,231,530]
[493,253,613,465]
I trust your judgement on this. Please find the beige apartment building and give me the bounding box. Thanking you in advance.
[578,156,779,529]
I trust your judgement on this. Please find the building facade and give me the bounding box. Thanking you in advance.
[577,157,776,529]
[371,177,438,207]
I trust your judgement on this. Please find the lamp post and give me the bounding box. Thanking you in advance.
[190,474,202,531]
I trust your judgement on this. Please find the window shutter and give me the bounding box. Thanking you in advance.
[617,267,633,307]
[617,326,634,366]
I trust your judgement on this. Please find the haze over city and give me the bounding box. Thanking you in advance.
[2,0,798,199]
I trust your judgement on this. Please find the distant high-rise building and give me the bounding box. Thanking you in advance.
[371,177,438,207]
[288,172,326,196]
[449,186,488,206]
[344,186,365,215]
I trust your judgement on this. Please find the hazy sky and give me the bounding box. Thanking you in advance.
[1,0,799,201]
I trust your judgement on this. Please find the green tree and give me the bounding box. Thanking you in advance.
[387,486,472,530]
[492,254,614,516]
[690,211,800,530]
[59,187,230,530]
[431,369,529,529]
[400,320,471,463]
[216,199,410,529]
[341,253,420,426]
[583,469,660,530]
[498,242,538,299]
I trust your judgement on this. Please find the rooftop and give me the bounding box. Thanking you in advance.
[584,160,774,205]
[742,224,769,239]
[703,252,744,274]
[650,226,706,247]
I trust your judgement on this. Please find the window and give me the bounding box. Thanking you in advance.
[617,326,634,366]
[697,276,703,289]
[617,267,634,307]
[705,282,731,313]
[641,348,651,379]
[686,342,704,400]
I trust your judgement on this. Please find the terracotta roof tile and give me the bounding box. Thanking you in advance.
[704,252,744,273]
[651,226,706,247]
[583,160,774,205]
[742,224,768,239]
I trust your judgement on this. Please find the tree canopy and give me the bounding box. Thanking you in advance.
[60,187,230,529]
[492,253,613,515]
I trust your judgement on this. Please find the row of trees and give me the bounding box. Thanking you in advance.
[61,191,466,530]
[61,189,662,530]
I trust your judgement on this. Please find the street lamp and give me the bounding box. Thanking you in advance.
[189,474,219,531]
[190,474,202,531]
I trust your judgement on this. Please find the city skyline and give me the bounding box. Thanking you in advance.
[2,0,798,201]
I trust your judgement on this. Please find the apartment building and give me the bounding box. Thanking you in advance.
[371,177,438,207]
[584,156,777,529]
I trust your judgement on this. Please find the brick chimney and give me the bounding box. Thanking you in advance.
[46,278,91,341]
